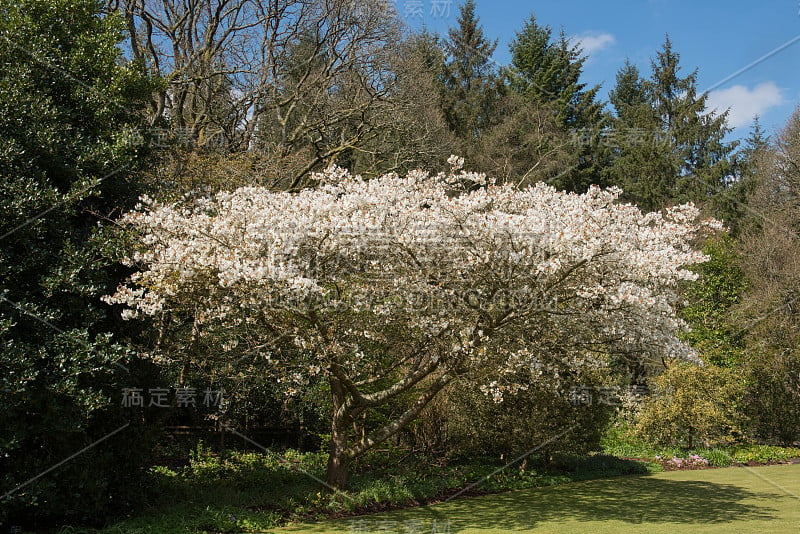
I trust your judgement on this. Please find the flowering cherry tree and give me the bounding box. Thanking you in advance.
[106,159,720,487]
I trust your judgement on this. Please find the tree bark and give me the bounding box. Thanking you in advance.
[326,375,352,488]
[325,434,351,489]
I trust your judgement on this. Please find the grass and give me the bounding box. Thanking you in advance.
[48,428,799,533]
[55,445,651,533]
[271,464,800,533]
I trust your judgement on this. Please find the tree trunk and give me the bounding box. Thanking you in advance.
[326,435,351,489]
[326,375,351,488]
[321,364,453,488]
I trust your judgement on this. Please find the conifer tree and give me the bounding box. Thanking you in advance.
[606,36,736,212]
[718,116,771,235]
[509,20,602,130]
[507,16,606,191]
[609,59,649,126]
[441,0,500,140]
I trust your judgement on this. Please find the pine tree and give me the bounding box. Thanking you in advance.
[609,59,649,126]
[606,57,668,211]
[441,0,500,140]
[651,36,736,205]
[739,115,770,162]
[508,16,555,94]
[719,115,771,235]
[506,16,606,191]
[649,36,686,131]
[605,36,736,212]
[509,20,601,129]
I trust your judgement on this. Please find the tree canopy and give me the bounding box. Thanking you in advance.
[107,161,718,487]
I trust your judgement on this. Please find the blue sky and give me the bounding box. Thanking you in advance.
[397,0,800,144]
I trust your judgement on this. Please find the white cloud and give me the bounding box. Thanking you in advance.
[707,82,785,129]
[572,32,616,56]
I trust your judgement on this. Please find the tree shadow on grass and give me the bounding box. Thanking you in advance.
[278,474,783,532]
[437,475,781,531]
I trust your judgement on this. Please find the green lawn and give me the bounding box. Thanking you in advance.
[272,464,800,533]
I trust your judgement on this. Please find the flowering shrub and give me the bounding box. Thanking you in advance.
[655,454,710,469]
[106,161,719,487]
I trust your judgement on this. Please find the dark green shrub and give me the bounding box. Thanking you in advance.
[0,0,155,526]
[744,348,800,446]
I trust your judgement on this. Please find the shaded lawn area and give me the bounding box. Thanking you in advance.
[274,464,800,533]
[90,451,651,532]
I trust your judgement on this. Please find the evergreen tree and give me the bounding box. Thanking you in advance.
[508,17,555,94]
[509,20,601,129]
[605,36,736,212]
[739,115,770,162]
[714,116,770,235]
[606,56,670,211]
[507,16,606,191]
[609,59,649,125]
[441,0,500,140]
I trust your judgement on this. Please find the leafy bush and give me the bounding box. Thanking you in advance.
[0,0,155,526]
[679,234,747,368]
[729,445,800,464]
[635,361,746,448]
[744,348,800,446]
[700,449,734,467]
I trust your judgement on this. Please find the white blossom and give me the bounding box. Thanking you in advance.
[105,165,718,395]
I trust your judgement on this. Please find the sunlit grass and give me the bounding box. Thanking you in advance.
[273,464,800,534]
[56,435,799,533]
